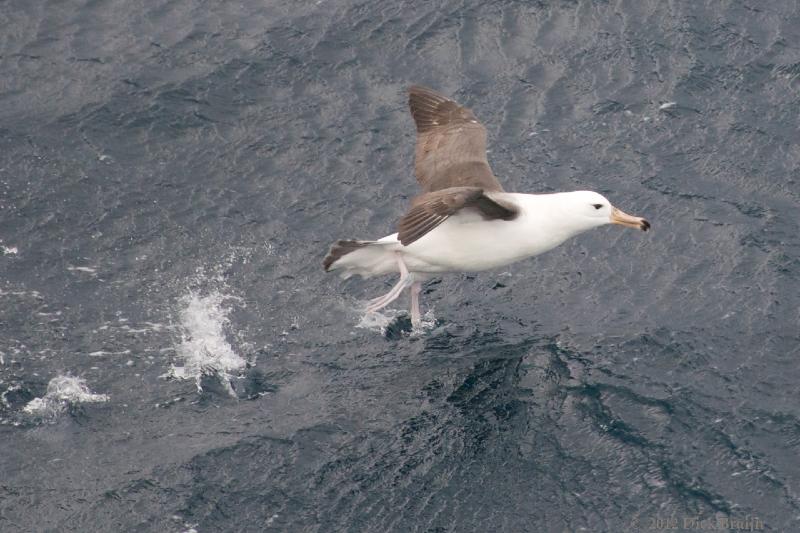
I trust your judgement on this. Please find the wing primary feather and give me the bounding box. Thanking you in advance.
[400,216,447,246]
[408,85,505,192]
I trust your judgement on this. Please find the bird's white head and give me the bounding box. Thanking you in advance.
[556,191,650,233]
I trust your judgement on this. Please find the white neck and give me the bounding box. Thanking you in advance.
[483,192,604,259]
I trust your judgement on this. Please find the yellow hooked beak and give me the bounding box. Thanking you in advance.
[611,207,650,231]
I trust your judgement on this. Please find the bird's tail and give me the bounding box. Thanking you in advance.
[323,239,399,278]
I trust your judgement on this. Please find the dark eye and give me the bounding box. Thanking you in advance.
[592,204,603,210]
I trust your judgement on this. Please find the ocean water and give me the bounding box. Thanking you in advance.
[1,1,799,531]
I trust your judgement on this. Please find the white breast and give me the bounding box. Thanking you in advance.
[387,193,580,273]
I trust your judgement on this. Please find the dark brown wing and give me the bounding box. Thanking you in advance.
[397,187,518,246]
[408,85,504,193]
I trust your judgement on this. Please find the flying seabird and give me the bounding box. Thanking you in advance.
[324,85,650,328]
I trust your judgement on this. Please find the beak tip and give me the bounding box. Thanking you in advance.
[641,219,651,232]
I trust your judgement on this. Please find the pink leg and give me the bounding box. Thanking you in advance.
[410,281,422,327]
[366,253,412,313]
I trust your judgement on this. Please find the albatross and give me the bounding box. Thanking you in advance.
[323,85,650,328]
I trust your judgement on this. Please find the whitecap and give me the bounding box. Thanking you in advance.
[67,266,98,274]
[88,349,132,357]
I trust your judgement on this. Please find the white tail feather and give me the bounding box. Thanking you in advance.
[324,238,400,278]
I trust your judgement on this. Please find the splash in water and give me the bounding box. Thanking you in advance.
[23,375,109,418]
[167,291,247,395]
[357,305,437,336]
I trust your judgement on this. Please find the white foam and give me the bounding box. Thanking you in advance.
[23,375,109,417]
[0,288,42,298]
[1,245,18,255]
[88,349,132,357]
[1,384,21,407]
[166,291,246,395]
[659,101,677,110]
[356,306,437,336]
[95,321,174,335]
[357,308,399,333]
[413,309,437,335]
[67,266,98,274]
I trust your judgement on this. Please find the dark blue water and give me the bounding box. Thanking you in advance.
[1,1,799,531]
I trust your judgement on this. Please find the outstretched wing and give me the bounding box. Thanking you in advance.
[408,85,504,193]
[397,187,518,246]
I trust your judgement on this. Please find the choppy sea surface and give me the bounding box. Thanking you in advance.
[2,1,799,531]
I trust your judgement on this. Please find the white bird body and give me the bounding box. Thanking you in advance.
[335,192,607,278]
[323,85,649,327]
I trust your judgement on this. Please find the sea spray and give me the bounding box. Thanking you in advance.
[167,290,247,395]
[23,375,109,418]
